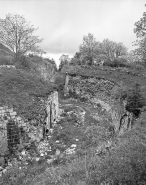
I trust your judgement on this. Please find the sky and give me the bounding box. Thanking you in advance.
[0,0,145,66]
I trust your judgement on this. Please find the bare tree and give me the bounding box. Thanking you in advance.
[0,13,43,62]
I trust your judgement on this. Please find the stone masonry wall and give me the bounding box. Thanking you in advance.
[0,106,28,155]
[46,91,59,130]
[0,65,16,68]
[64,74,125,132]
[0,91,59,155]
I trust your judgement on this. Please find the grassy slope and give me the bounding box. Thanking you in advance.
[0,68,56,118]
[1,58,146,184]
[62,65,146,87]
[0,43,14,65]
[0,43,56,80]
[0,43,57,119]
[0,43,13,56]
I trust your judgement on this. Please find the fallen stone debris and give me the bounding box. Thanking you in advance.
[0,100,117,182]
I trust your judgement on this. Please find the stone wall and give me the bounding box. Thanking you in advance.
[0,106,28,155]
[0,65,15,68]
[37,64,55,81]
[64,74,125,132]
[46,91,59,130]
[0,90,59,155]
[64,73,70,97]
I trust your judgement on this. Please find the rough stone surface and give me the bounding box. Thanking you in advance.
[46,91,59,130]
[0,91,59,155]
[64,73,70,97]
[64,74,132,133]
[0,65,15,68]
[0,120,7,155]
[37,64,55,81]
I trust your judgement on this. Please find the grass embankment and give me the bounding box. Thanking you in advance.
[0,67,56,118]
[1,60,146,184]
[62,65,146,87]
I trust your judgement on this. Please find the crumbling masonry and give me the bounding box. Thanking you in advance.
[64,73,133,134]
[0,91,59,156]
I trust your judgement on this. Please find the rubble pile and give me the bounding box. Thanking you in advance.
[37,140,52,156]
[0,99,118,183]
[64,144,77,155]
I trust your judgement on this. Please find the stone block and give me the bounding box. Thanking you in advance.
[5,116,11,120]
[10,115,16,119]
[5,109,10,112]
[23,127,28,132]
[10,112,17,116]
[21,122,27,127]
[8,107,13,111]
[13,117,17,122]
[16,116,22,121]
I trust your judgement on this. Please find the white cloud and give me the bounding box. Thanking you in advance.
[0,0,145,57]
[43,53,73,67]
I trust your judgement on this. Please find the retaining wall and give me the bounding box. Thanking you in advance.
[0,91,59,155]
[64,74,125,132]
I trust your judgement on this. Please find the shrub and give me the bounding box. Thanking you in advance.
[68,89,79,99]
[15,56,31,70]
[70,58,82,66]
[54,73,65,91]
[112,82,146,120]
[114,83,146,118]
[126,84,146,117]
[0,56,13,65]
[128,62,145,71]
[104,57,129,68]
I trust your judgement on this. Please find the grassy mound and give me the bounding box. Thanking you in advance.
[62,65,146,88]
[0,68,56,119]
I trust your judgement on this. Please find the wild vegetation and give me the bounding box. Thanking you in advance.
[1,5,146,185]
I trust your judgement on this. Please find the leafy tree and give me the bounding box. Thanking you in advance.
[37,49,46,58]
[58,59,69,71]
[115,42,128,58]
[100,39,127,62]
[132,37,146,63]
[79,33,100,65]
[133,5,146,63]
[100,39,116,62]
[0,13,43,62]
[74,52,82,59]
[70,58,81,66]
[45,58,57,71]
[126,83,146,117]
[134,9,146,38]
[78,33,128,66]
[70,52,82,65]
